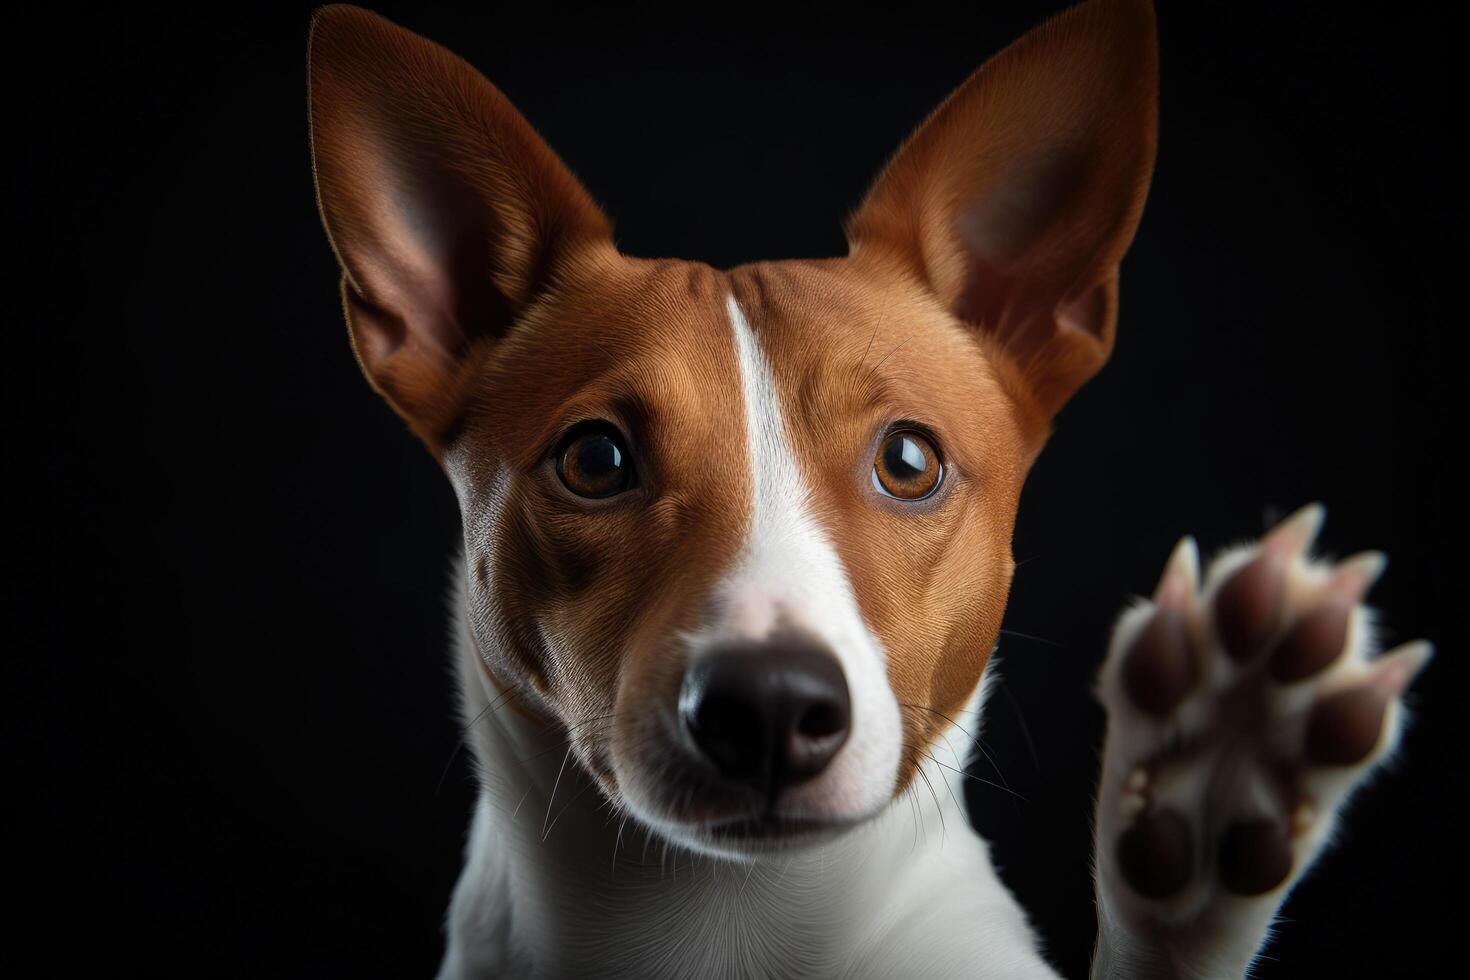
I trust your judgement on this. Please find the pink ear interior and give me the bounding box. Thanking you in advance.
[308,4,610,448]
[846,0,1159,427]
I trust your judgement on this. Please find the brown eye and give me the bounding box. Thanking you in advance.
[872,430,942,500]
[556,425,634,499]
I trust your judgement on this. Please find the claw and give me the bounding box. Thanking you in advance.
[1330,550,1388,601]
[1263,502,1327,558]
[1369,640,1435,696]
[1154,535,1200,608]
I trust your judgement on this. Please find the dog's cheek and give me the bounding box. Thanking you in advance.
[462,492,561,695]
[926,511,1015,710]
[846,492,1014,793]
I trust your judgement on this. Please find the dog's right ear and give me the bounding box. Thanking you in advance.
[307,5,612,450]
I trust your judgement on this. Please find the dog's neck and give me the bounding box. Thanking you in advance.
[444,567,1015,978]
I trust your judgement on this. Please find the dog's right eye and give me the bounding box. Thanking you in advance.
[556,424,635,499]
[872,429,942,501]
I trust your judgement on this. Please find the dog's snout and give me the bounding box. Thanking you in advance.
[679,636,851,795]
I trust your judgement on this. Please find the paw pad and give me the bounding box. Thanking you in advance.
[1305,686,1390,766]
[1218,818,1293,896]
[1214,549,1288,662]
[1120,606,1195,717]
[1117,808,1193,900]
[1269,595,1353,682]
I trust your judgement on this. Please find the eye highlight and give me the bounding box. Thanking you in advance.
[871,430,942,501]
[556,423,635,499]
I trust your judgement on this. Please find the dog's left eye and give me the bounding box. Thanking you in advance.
[871,430,942,500]
[556,424,635,499]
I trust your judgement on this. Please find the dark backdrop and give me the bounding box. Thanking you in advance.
[19,1,1461,976]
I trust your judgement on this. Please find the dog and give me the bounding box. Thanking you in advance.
[306,1,1432,975]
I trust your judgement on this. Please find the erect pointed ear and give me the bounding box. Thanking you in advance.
[307,5,612,450]
[846,0,1158,426]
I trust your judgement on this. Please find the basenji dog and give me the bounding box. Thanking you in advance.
[306,1,1432,975]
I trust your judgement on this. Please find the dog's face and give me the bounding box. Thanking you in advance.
[445,254,1032,851]
[309,0,1156,857]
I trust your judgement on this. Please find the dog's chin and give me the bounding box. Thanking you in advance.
[634,807,875,861]
[696,812,868,858]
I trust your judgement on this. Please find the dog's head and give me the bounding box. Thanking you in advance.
[308,0,1156,858]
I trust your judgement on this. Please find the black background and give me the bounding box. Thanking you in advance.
[19,1,1462,976]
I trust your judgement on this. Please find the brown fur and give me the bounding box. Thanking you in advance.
[308,0,1157,817]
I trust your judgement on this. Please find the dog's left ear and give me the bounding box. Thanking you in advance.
[847,0,1158,427]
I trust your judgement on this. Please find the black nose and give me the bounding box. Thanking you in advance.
[679,636,851,795]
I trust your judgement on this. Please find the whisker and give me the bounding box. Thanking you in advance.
[510,786,532,821]
[915,763,947,840]
[998,627,1063,648]
[996,679,1041,774]
[899,701,1019,809]
[866,333,913,385]
[926,750,967,816]
[858,282,894,371]
[905,783,920,853]
[511,713,619,768]
[540,745,575,839]
[612,814,629,876]
[859,321,880,369]
[542,777,597,841]
[435,685,526,795]
[926,757,1029,803]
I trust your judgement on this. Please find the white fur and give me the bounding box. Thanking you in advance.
[441,598,1056,979]
[683,294,903,823]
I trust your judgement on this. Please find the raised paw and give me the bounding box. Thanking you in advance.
[1093,504,1432,972]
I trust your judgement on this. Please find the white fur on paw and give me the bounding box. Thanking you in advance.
[1093,504,1432,949]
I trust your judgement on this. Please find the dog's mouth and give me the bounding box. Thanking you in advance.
[614,749,872,853]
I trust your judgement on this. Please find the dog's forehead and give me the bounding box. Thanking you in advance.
[726,259,1031,483]
[455,252,1024,486]
[457,257,734,467]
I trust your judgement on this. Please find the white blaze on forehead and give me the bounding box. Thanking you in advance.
[716,293,902,817]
